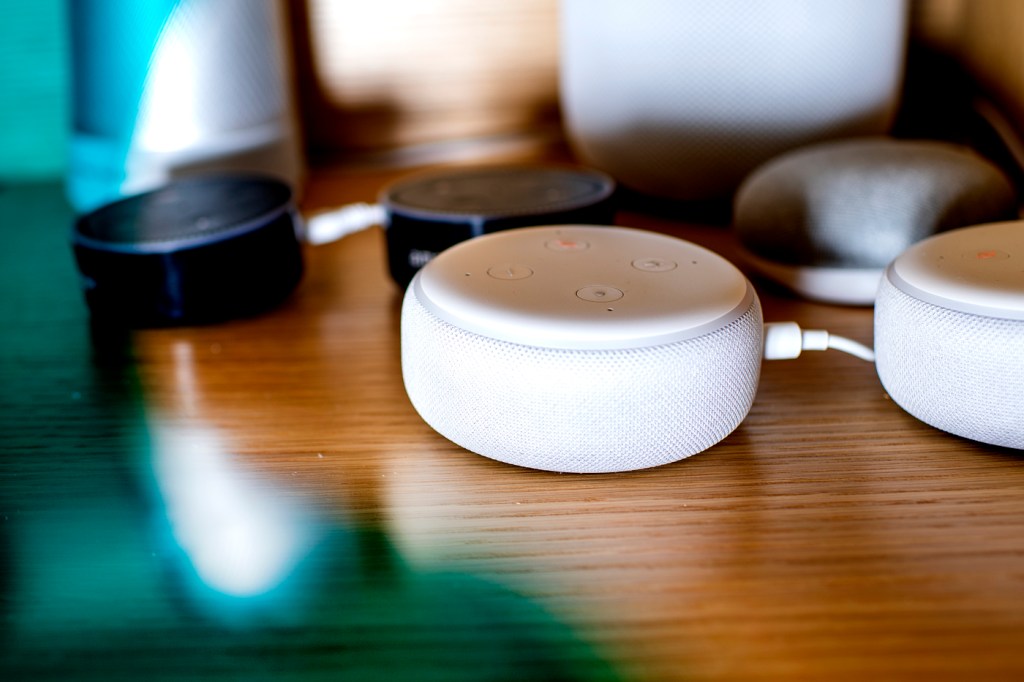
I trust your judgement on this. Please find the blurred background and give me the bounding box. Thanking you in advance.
[4,0,1024,187]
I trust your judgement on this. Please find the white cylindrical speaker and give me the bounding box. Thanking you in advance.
[401,225,764,473]
[559,0,908,201]
[875,221,1024,449]
[68,0,302,212]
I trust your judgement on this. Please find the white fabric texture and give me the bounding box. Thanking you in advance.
[402,288,763,472]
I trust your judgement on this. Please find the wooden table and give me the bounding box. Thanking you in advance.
[2,162,1023,682]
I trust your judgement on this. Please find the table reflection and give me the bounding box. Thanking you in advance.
[0,182,621,680]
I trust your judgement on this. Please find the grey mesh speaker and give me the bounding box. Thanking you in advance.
[400,225,764,473]
[559,0,908,201]
[734,138,1018,305]
[875,221,1024,449]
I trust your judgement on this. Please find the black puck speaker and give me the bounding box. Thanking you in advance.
[381,165,616,288]
[72,175,303,326]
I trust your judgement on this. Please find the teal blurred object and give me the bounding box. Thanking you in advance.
[67,0,180,208]
[0,0,69,180]
[65,0,303,213]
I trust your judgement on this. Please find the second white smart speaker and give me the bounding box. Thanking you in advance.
[401,225,763,473]
[875,221,1024,450]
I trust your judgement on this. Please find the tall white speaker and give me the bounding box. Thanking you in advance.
[559,0,909,201]
[67,0,302,212]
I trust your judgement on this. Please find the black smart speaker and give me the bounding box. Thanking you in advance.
[72,175,303,326]
[380,165,616,288]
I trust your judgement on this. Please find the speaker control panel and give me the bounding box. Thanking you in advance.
[887,220,1024,320]
[412,225,754,350]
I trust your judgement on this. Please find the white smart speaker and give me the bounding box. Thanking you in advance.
[400,225,764,473]
[559,0,908,201]
[875,221,1024,449]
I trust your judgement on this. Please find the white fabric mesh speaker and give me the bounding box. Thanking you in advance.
[559,0,908,201]
[402,289,763,473]
[874,223,1024,450]
[399,224,764,473]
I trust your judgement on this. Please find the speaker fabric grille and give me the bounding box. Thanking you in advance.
[402,289,763,473]
[560,0,907,200]
[875,276,1024,449]
[735,139,1018,270]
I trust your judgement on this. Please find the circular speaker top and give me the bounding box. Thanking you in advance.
[886,220,1024,320]
[74,176,294,252]
[411,225,753,350]
[380,165,617,288]
[381,165,615,220]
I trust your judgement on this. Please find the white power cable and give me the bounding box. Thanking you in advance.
[824,333,877,362]
[763,321,875,362]
[304,203,386,245]
[300,214,881,366]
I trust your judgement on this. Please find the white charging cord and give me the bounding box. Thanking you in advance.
[302,214,876,366]
[303,203,385,245]
[763,321,875,362]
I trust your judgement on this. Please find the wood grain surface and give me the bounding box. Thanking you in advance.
[2,162,1023,681]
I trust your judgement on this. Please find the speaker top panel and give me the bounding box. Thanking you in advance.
[887,221,1024,320]
[381,165,615,220]
[411,225,753,350]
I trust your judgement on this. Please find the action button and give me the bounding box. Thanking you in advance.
[962,249,1011,261]
[577,285,624,303]
[632,257,677,272]
[487,264,534,280]
[546,238,590,252]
